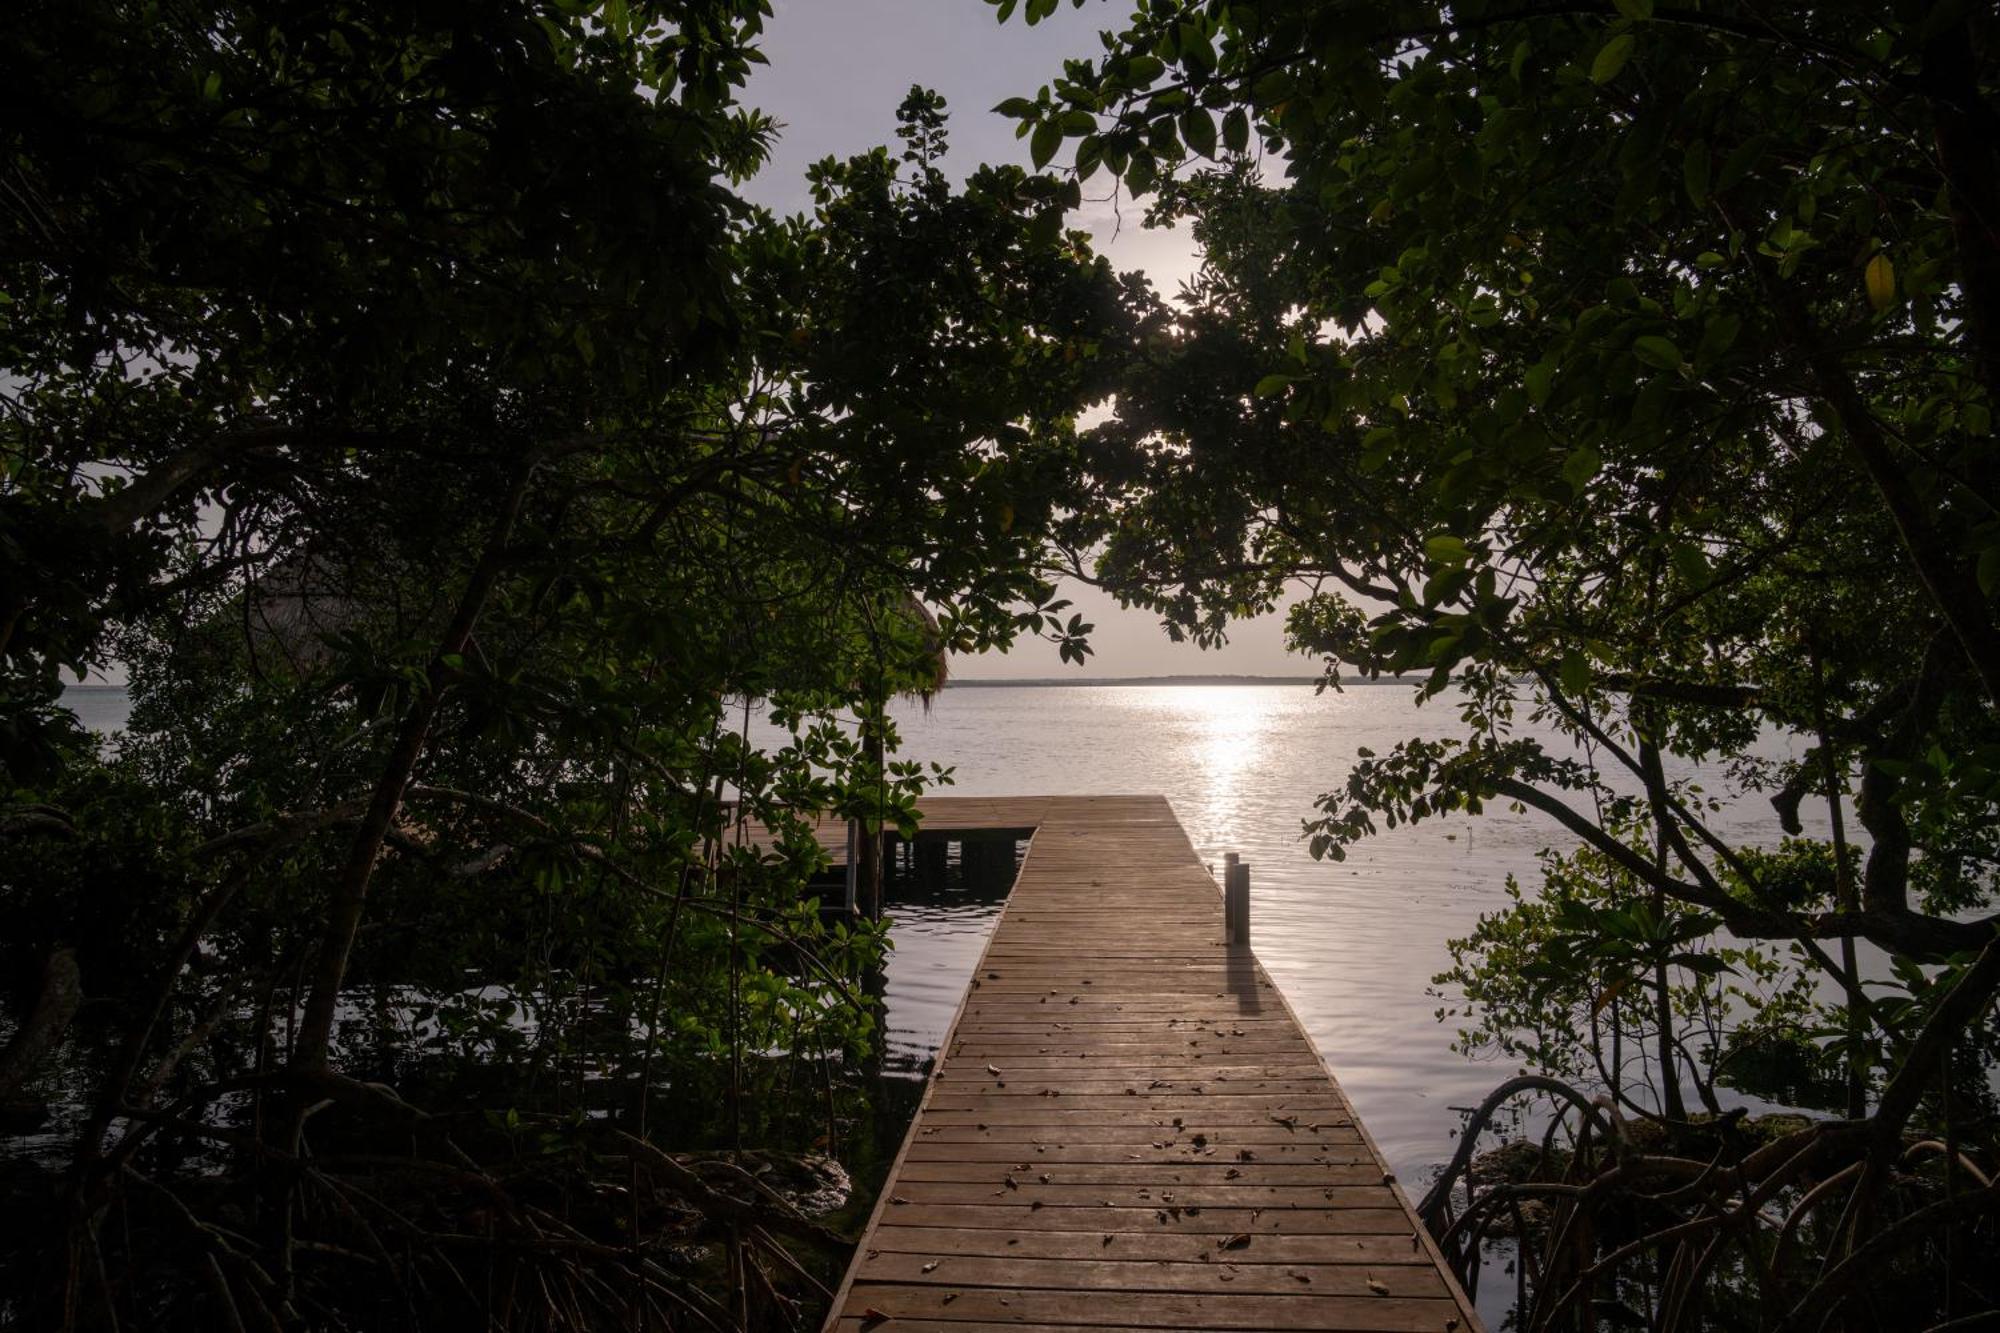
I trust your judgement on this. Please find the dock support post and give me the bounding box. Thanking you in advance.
[1224,859,1250,947]
[843,819,859,914]
[858,824,882,919]
[917,835,948,883]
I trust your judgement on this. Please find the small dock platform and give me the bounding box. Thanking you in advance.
[826,795,1480,1333]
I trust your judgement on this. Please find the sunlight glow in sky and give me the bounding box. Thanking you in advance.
[743,2,1312,680]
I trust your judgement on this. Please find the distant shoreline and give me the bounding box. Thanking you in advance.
[945,674,1349,688]
[67,676,1397,692]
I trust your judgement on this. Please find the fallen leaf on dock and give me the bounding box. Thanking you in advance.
[920,1261,938,1274]
[1367,1277,1390,1296]
[1219,1233,1252,1251]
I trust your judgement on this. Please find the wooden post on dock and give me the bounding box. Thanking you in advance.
[1224,857,1250,946]
[858,824,882,919]
[843,819,859,914]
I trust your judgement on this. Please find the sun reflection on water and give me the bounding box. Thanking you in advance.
[1149,685,1284,850]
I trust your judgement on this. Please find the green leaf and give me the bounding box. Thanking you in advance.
[993,96,1038,118]
[1074,135,1103,181]
[1716,134,1767,192]
[1695,313,1740,363]
[1180,107,1217,158]
[1030,120,1062,170]
[1562,444,1603,492]
[1632,334,1683,370]
[1124,150,1157,195]
[1424,534,1472,565]
[1590,33,1635,83]
[1560,651,1592,696]
[1029,206,1063,248]
[1668,542,1710,587]
[1524,360,1554,407]
[1178,21,1216,75]
[1222,107,1250,154]
[1865,252,1896,311]
[1682,146,1710,207]
[1253,373,1294,398]
[1978,545,2000,597]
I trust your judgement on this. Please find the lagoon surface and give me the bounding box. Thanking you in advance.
[65,681,1806,1193]
[799,681,1811,1188]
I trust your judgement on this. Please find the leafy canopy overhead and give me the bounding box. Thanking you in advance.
[993,2,2000,1317]
[995,0,2000,959]
[0,3,1140,1325]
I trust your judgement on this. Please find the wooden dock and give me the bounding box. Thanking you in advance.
[825,794,1480,1333]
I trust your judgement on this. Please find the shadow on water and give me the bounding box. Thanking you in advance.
[818,829,1024,1234]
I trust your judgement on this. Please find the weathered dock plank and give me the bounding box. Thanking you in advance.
[826,794,1479,1333]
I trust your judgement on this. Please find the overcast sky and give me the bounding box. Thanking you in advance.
[740,1,1309,679]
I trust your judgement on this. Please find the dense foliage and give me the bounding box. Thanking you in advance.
[0,3,1131,1329]
[996,0,2000,1326]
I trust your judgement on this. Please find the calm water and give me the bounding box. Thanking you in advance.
[61,682,1807,1184]
[858,683,1812,1184]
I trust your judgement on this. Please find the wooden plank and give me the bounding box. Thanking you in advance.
[838,1286,1462,1330]
[902,1142,1382,1166]
[856,1226,1437,1265]
[884,1181,1410,1208]
[872,1203,1417,1234]
[821,795,1481,1333]
[900,1160,1400,1176]
[854,1253,1451,1297]
[906,1126,1367,1145]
